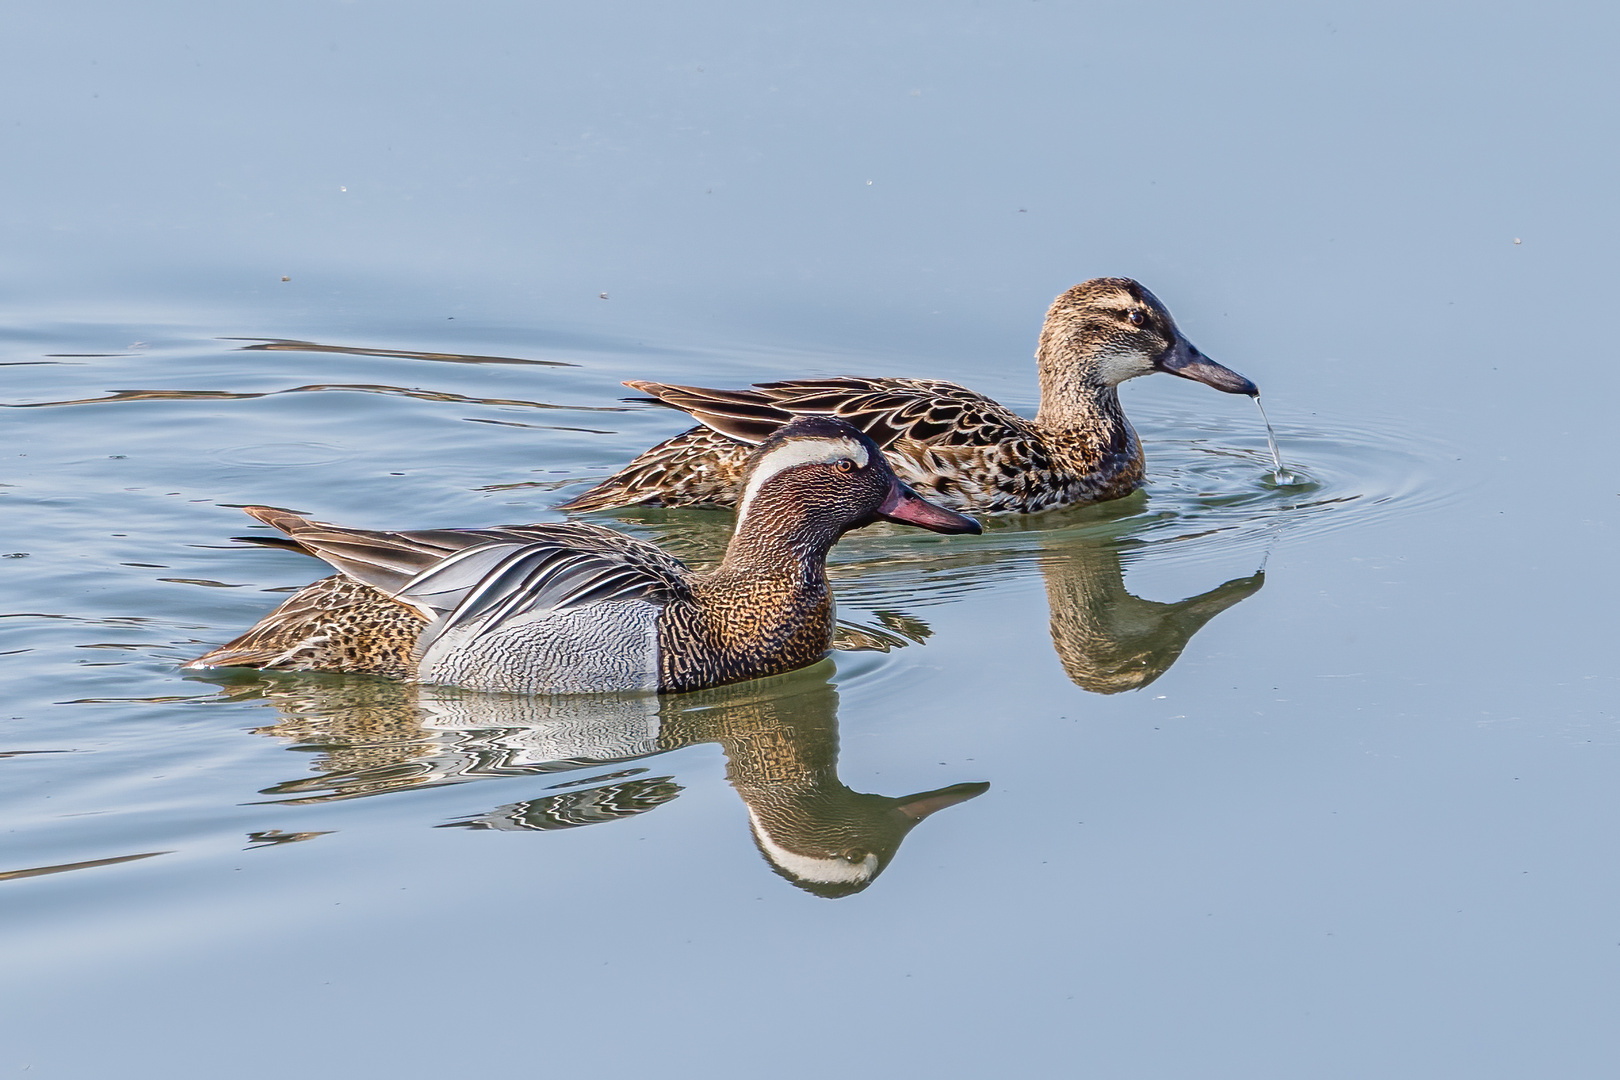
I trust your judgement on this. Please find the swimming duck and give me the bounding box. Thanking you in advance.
[558,278,1258,516]
[185,416,981,694]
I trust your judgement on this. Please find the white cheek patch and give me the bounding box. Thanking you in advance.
[1094,346,1157,386]
[736,436,869,521]
[748,809,879,885]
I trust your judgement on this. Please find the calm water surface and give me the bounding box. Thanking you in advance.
[3,3,1619,1078]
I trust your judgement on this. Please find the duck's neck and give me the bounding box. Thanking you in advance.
[1035,344,1128,436]
[713,498,839,586]
[1034,340,1140,476]
[690,498,841,668]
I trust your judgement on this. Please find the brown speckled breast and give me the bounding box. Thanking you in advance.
[656,575,835,693]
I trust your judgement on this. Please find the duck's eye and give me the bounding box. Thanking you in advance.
[833,458,857,473]
[1127,310,1146,327]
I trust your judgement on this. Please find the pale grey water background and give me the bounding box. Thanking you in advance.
[3,2,1618,1077]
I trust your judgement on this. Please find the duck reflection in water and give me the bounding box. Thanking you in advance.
[225,670,986,897]
[816,520,1264,695]
[1037,530,1264,694]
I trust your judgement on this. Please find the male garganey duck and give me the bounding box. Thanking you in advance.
[558,278,1259,516]
[186,417,981,694]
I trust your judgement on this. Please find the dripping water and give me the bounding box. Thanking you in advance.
[1253,395,1297,485]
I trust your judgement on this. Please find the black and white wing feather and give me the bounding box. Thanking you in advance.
[238,506,575,602]
[403,531,690,658]
[239,507,693,632]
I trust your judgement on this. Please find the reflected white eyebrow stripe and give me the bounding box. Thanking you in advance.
[736,436,868,521]
[748,809,878,884]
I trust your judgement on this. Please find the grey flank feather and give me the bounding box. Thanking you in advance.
[406,539,682,661]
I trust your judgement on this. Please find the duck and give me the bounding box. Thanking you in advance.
[185,416,981,694]
[557,277,1259,516]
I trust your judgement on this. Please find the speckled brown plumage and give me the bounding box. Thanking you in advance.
[570,425,754,511]
[189,574,426,677]
[558,278,1257,516]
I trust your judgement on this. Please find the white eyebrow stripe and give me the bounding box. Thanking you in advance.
[736,436,869,521]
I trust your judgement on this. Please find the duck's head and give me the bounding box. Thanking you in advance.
[1039,277,1258,397]
[734,416,982,542]
[746,780,991,898]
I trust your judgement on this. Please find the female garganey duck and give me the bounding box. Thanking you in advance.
[558,278,1259,516]
[186,417,980,694]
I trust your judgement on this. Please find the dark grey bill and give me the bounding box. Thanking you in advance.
[1156,336,1259,396]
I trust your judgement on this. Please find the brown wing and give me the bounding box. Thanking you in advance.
[559,377,1046,513]
[624,376,1039,451]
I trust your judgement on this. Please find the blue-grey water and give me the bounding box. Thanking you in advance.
[4,2,1618,1077]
